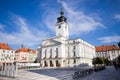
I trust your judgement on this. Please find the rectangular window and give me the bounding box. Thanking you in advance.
[73,46,76,50]
[73,41,75,44]
[74,59,76,64]
[3,50,5,53]
[68,59,70,64]
[73,51,76,57]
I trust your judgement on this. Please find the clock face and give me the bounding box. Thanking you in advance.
[58,25,61,29]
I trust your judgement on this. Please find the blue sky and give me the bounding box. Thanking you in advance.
[0,0,120,50]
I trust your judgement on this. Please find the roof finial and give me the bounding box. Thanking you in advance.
[21,43,24,48]
[60,6,64,16]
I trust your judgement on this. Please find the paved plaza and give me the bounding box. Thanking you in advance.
[0,66,120,80]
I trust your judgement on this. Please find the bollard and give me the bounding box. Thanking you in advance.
[0,64,2,75]
[13,62,18,77]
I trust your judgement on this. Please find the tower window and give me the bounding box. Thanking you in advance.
[58,26,61,29]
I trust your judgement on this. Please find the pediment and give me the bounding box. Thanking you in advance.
[43,39,61,46]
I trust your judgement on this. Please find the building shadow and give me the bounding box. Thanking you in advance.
[28,68,75,80]
[27,63,90,80]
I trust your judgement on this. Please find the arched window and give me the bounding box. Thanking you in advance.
[50,49,52,58]
[44,61,48,67]
[74,59,76,64]
[73,51,76,57]
[58,25,61,29]
[56,60,59,67]
[45,49,47,58]
[50,61,53,67]
[56,48,58,58]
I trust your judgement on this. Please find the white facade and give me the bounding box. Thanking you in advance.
[0,49,15,63]
[96,47,120,61]
[56,22,69,39]
[38,9,95,68]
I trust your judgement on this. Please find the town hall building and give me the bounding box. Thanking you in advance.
[38,9,95,68]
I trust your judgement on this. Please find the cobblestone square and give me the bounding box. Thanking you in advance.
[0,66,120,80]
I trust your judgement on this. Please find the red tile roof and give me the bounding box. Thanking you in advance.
[15,48,36,53]
[0,43,12,50]
[96,45,120,52]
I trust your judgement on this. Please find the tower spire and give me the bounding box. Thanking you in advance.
[21,43,24,48]
[57,7,67,23]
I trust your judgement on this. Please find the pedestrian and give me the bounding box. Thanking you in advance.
[113,61,118,71]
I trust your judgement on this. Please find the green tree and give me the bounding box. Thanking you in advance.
[92,57,103,66]
[118,42,120,48]
[117,55,120,64]
[103,58,110,65]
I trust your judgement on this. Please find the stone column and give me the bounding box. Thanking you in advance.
[0,64,3,75]
[11,63,14,77]
[3,63,6,76]
[42,61,44,68]
[13,62,18,77]
[1,63,4,76]
[9,63,12,77]
[53,60,56,68]
[47,60,50,68]
[6,63,9,77]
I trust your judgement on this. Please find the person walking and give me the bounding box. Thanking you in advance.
[113,61,118,71]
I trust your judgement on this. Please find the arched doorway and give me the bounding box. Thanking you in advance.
[56,60,60,67]
[44,61,48,67]
[50,60,53,67]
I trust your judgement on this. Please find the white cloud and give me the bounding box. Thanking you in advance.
[0,15,49,48]
[114,14,120,21]
[0,24,5,31]
[98,35,120,43]
[60,1,104,35]
[43,9,58,33]
[43,0,104,36]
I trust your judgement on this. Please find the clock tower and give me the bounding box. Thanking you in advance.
[56,9,69,39]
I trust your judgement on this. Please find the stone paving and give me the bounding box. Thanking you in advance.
[0,66,120,80]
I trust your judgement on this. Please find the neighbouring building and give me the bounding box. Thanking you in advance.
[15,48,37,63]
[38,9,95,68]
[96,45,120,61]
[0,43,15,64]
[29,50,37,63]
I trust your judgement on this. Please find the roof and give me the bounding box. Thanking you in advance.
[57,9,67,23]
[0,43,13,50]
[96,45,120,52]
[15,48,36,53]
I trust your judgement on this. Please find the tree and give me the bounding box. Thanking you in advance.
[92,57,103,66]
[103,58,110,65]
[118,42,120,48]
[117,55,120,64]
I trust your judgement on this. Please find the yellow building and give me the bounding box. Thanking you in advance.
[15,48,37,63]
